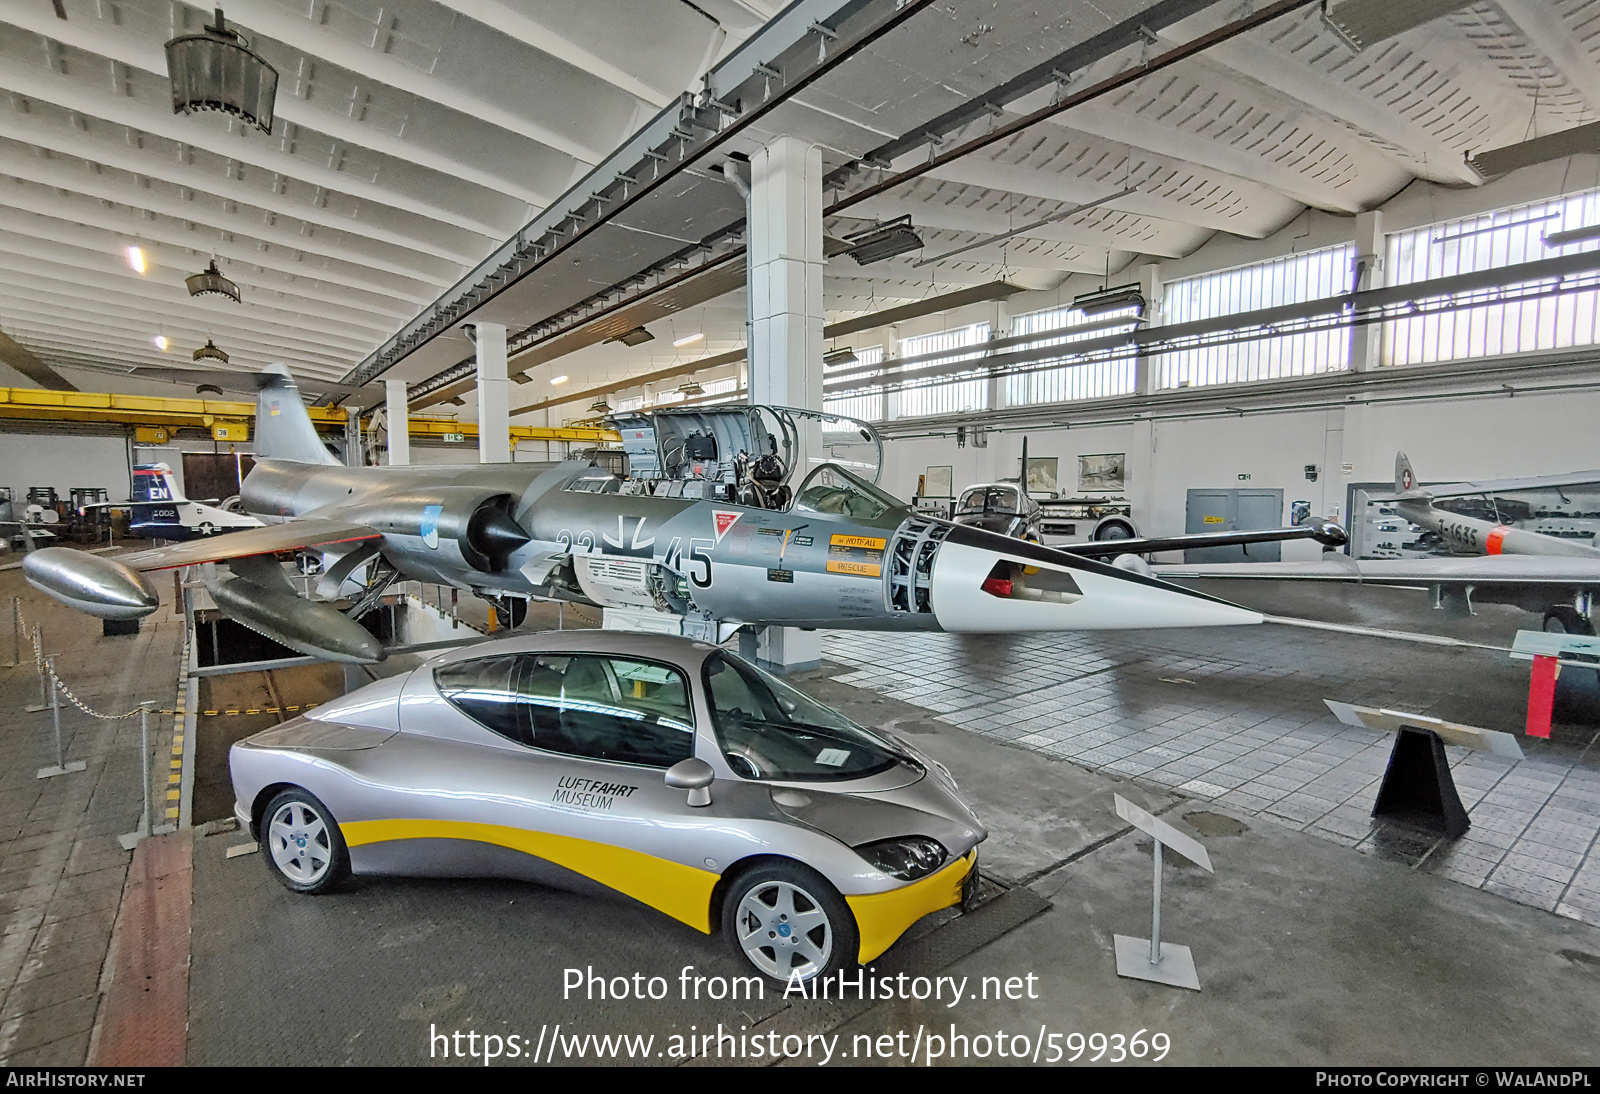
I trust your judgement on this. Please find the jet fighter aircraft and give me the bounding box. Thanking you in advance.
[1391,452,1600,560]
[24,366,1341,664]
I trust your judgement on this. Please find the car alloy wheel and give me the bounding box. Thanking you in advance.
[262,789,349,894]
[723,863,857,984]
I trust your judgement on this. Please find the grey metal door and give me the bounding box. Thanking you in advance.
[1184,488,1284,562]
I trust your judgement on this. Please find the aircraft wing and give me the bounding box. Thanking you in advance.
[115,518,381,572]
[1154,554,1600,587]
[1418,470,1600,500]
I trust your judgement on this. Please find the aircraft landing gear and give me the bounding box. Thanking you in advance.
[1544,606,1600,715]
[489,596,528,629]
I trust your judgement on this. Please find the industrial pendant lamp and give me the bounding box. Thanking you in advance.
[677,379,705,396]
[589,397,612,414]
[193,339,229,364]
[165,9,279,134]
[186,260,241,303]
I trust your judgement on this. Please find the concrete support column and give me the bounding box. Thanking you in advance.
[474,322,510,463]
[747,136,825,411]
[1136,262,1163,395]
[1349,211,1383,373]
[744,136,824,672]
[384,378,411,466]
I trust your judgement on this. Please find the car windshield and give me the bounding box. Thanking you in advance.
[701,651,906,782]
[957,487,1018,515]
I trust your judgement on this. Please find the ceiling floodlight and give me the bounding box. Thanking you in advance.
[1544,224,1600,249]
[1322,0,1473,51]
[842,216,924,266]
[677,380,705,396]
[165,8,279,135]
[672,332,705,347]
[1468,120,1600,180]
[823,348,859,367]
[550,375,569,385]
[1072,283,1146,317]
[605,326,654,347]
[153,335,169,351]
[126,246,147,273]
[186,259,241,303]
[195,383,226,397]
[589,397,612,414]
[193,339,229,363]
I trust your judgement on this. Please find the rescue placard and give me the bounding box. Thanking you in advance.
[827,560,882,578]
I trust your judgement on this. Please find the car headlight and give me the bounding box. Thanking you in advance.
[855,836,948,881]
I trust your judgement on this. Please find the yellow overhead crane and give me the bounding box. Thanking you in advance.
[0,385,618,446]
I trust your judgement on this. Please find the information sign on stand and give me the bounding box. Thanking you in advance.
[1112,795,1213,992]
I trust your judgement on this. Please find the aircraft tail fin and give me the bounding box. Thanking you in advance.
[1394,451,1426,497]
[254,365,338,465]
[130,463,182,505]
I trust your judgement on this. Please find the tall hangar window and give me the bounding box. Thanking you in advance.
[896,323,991,418]
[1160,244,1355,389]
[823,345,885,422]
[1385,188,1600,367]
[697,377,742,405]
[1005,305,1139,405]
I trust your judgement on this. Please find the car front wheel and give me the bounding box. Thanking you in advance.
[262,788,350,894]
[722,862,858,985]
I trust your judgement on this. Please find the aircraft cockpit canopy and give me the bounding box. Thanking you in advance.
[599,405,884,511]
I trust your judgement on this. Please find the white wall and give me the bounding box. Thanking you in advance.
[0,427,132,502]
[882,386,1600,561]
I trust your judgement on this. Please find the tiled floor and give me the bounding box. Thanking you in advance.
[822,622,1600,928]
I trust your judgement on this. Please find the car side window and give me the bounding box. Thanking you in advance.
[434,655,530,743]
[519,655,696,768]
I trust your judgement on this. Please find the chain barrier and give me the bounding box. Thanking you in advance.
[13,598,317,720]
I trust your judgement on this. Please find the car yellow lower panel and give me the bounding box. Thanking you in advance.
[341,819,719,933]
[846,850,976,963]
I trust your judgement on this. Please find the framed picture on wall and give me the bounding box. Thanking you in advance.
[924,465,953,498]
[1024,457,1058,495]
[1078,452,1126,492]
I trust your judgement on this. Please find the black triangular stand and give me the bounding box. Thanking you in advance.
[1371,726,1470,839]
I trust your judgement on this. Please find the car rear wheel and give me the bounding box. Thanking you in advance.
[723,862,857,985]
[263,788,350,895]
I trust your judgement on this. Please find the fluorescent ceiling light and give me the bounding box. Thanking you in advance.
[1544,224,1600,248]
[842,217,924,266]
[823,348,859,367]
[1072,283,1146,317]
[672,332,705,347]
[605,326,655,347]
[1468,121,1600,179]
[153,336,169,351]
[126,246,146,273]
[1322,0,1473,51]
[550,375,569,385]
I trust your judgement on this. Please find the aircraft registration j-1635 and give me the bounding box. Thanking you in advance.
[25,366,1344,664]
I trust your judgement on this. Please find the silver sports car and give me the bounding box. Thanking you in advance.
[230,631,986,983]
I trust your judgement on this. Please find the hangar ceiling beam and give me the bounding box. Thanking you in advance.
[0,5,552,210]
[424,0,674,109]
[0,117,483,267]
[0,190,436,306]
[0,66,505,239]
[216,0,608,166]
[1493,0,1600,117]
[0,159,462,286]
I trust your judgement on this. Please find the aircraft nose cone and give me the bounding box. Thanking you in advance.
[929,526,1262,632]
[22,548,160,619]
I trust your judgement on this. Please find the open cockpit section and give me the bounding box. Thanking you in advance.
[576,405,886,512]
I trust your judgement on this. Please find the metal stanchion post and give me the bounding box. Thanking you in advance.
[451,588,459,629]
[119,701,161,849]
[1150,841,1163,966]
[36,657,85,779]
[6,597,18,668]
[25,624,47,711]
